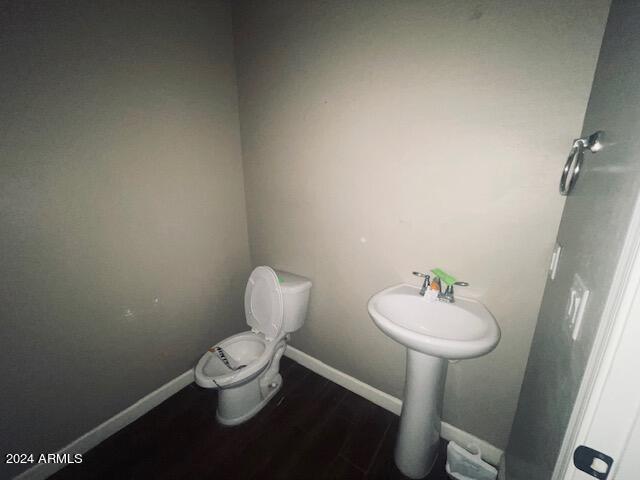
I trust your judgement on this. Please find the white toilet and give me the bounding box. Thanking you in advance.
[195,266,312,426]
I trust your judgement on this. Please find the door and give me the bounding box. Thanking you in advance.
[505,1,640,479]
[558,267,640,480]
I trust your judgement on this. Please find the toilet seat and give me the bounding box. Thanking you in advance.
[245,266,283,340]
[195,332,275,389]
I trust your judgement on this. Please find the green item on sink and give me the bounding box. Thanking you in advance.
[431,268,457,287]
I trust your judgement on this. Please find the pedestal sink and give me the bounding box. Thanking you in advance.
[367,284,500,479]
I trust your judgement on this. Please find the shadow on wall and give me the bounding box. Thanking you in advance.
[0,1,250,478]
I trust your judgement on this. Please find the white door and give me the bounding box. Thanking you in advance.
[557,255,640,479]
[505,1,640,479]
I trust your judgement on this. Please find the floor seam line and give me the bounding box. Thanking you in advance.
[364,418,394,475]
[338,454,367,474]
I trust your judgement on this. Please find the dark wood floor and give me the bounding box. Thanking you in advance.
[51,357,449,479]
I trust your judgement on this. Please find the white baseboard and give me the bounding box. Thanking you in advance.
[284,345,504,467]
[14,369,194,480]
[284,345,403,415]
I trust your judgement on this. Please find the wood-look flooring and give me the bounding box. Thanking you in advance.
[51,357,449,479]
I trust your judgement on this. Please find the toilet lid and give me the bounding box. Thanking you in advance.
[245,266,283,340]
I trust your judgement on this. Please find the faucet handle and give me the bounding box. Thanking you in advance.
[413,271,431,286]
[447,281,469,293]
[413,271,431,295]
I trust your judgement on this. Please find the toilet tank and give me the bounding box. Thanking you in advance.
[275,269,312,333]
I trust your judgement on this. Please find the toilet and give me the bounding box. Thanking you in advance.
[195,266,312,425]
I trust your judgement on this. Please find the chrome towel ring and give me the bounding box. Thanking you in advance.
[560,131,604,196]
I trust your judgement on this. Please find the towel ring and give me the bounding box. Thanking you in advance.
[560,140,585,196]
[559,131,604,196]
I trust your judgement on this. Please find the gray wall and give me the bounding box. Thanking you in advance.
[0,1,250,478]
[233,0,609,449]
[506,1,640,478]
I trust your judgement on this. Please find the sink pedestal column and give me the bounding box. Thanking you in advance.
[394,349,448,479]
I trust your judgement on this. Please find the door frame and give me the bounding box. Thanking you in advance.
[552,190,640,479]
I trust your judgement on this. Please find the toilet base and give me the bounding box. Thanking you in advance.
[216,373,283,426]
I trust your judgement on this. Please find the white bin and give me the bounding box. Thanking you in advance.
[445,441,498,480]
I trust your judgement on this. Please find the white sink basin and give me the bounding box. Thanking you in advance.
[368,284,500,359]
[367,282,501,479]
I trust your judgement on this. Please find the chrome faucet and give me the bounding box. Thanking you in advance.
[438,281,469,303]
[412,271,431,296]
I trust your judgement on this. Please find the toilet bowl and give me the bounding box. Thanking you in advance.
[195,266,312,425]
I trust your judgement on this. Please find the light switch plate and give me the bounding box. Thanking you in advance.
[565,273,590,341]
[549,242,562,280]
